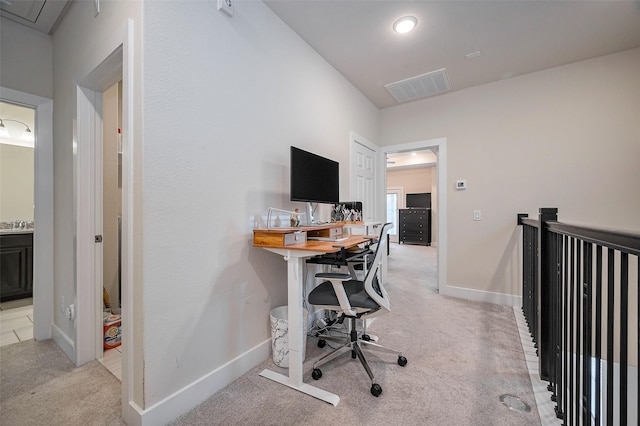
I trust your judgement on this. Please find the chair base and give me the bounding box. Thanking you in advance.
[311,317,407,396]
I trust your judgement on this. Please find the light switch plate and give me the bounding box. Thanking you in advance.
[474,210,481,221]
[218,0,233,17]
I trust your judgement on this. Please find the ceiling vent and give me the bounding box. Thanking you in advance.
[384,68,451,103]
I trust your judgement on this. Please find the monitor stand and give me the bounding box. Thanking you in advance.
[304,202,315,226]
[302,202,330,227]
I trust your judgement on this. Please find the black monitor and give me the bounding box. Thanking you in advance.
[290,146,339,225]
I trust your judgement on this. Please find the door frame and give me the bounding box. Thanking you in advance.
[382,138,447,293]
[75,19,140,424]
[0,87,54,341]
[386,186,404,243]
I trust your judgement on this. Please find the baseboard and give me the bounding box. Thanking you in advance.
[139,338,271,426]
[51,323,75,363]
[443,285,522,307]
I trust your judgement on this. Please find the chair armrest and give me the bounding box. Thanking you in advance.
[315,272,352,280]
[314,272,356,316]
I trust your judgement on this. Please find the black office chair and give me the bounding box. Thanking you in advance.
[307,222,407,397]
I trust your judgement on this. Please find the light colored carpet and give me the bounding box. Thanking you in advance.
[0,339,124,426]
[170,244,541,425]
[0,244,540,425]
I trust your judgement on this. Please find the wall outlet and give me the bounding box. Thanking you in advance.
[217,0,233,17]
[65,304,75,320]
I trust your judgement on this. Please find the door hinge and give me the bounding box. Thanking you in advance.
[95,235,103,243]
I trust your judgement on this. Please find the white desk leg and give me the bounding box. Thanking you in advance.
[259,252,339,406]
[287,255,304,385]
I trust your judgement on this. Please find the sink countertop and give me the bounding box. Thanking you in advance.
[0,229,34,235]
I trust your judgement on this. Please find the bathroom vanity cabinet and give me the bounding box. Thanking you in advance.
[0,232,33,302]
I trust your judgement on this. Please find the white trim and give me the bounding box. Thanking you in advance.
[0,87,54,342]
[138,339,271,426]
[382,138,447,294]
[445,285,522,307]
[514,307,562,426]
[121,20,138,425]
[75,85,100,366]
[51,322,75,360]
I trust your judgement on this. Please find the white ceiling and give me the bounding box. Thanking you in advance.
[0,0,69,34]
[387,150,437,170]
[265,0,640,109]
[4,1,640,109]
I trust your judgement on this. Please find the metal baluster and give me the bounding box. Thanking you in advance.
[576,240,582,423]
[563,235,569,425]
[619,253,628,425]
[594,245,603,426]
[550,231,558,403]
[555,233,564,420]
[583,243,592,423]
[606,249,614,425]
[569,237,575,426]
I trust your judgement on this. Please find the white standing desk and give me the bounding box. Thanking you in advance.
[253,226,371,406]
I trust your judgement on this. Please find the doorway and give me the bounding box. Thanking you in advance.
[98,81,123,379]
[74,40,137,422]
[0,87,54,345]
[383,138,448,294]
[0,101,36,346]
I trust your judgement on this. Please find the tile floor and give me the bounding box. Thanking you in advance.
[0,299,34,347]
[100,346,122,381]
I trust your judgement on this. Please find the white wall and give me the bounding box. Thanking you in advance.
[0,18,53,99]
[0,144,34,222]
[140,0,378,408]
[50,0,378,420]
[380,48,640,298]
[387,167,433,194]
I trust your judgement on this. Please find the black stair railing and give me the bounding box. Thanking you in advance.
[518,208,640,425]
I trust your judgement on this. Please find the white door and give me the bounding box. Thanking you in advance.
[351,138,376,221]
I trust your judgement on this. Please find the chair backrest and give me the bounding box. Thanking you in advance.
[361,222,393,317]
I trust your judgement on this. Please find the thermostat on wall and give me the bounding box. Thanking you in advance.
[456,180,467,190]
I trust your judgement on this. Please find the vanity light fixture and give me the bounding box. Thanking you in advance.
[393,16,417,34]
[0,118,33,141]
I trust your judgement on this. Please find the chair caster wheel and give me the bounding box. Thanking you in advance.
[371,383,382,397]
[398,356,408,367]
[362,334,371,341]
[312,368,322,380]
[351,350,357,359]
[317,339,326,348]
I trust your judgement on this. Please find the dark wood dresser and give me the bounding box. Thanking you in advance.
[399,208,431,246]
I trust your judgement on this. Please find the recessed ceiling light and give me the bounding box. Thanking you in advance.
[393,16,417,34]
